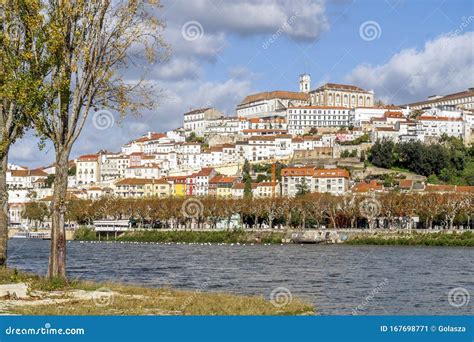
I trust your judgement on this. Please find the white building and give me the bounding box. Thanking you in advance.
[287,106,353,135]
[254,181,280,198]
[281,166,350,197]
[125,163,164,179]
[236,91,310,119]
[404,88,474,110]
[6,168,48,189]
[313,168,350,195]
[122,132,167,155]
[183,108,223,137]
[204,116,240,135]
[76,154,100,185]
[100,154,129,181]
[418,116,465,139]
[352,106,409,127]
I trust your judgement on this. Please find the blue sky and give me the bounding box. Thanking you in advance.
[10,0,474,167]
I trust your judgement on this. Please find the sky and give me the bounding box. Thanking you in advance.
[10,0,474,168]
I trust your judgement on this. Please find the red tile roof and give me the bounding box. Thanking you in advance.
[352,180,383,193]
[314,168,349,178]
[418,116,463,121]
[77,154,99,161]
[384,111,405,118]
[239,91,309,105]
[209,176,238,184]
[191,168,215,177]
[11,169,48,177]
[314,83,370,93]
[398,179,414,189]
[184,108,212,115]
[232,182,257,190]
[281,167,315,177]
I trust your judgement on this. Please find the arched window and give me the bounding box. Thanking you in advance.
[343,95,348,104]
[336,94,340,104]
[358,96,363,106]
[351,95,355,105]
[366,96,371,106]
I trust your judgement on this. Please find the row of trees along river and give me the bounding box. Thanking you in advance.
[23,192,474,231]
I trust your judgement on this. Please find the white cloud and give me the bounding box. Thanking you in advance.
[153,58,203,81]
[163,0,328,42]
[346,32,474,104]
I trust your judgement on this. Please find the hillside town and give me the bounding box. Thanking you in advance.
[7,75,474,228]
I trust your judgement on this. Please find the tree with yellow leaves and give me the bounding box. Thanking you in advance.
[32,0,168,279]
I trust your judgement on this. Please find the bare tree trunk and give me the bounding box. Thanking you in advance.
[0,154,9,267]
[48,149,69,280]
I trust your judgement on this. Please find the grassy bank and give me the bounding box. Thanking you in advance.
[346,231,474,247]
[0,268,313,315]
[74,228,286,244]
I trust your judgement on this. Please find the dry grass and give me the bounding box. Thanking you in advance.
[0,268,314,315]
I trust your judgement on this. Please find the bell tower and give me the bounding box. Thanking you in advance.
[299,74,311,93]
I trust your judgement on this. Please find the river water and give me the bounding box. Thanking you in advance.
[7,239,473,315]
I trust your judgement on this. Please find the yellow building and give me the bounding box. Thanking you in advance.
[115,178,171,198]
[209,176,238,198]
[310,83,374,108]
[166,176,187,197]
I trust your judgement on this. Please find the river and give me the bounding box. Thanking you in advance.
[7,239,473,315]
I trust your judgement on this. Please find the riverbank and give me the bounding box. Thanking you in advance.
[75,227,286,244]
[346,231,474,247]
[74,227,474,246]
[0,268,313,315]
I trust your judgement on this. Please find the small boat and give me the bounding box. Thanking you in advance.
[11,231,51,240]
[11,232,28,239]
[29,232,51,240]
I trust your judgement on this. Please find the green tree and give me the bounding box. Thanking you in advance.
[242,159,253,198]
[369,139,395,168]
[341,150,350,158]
[295,178,310,197]
[46,174,55,188]
[256,174,269,183]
